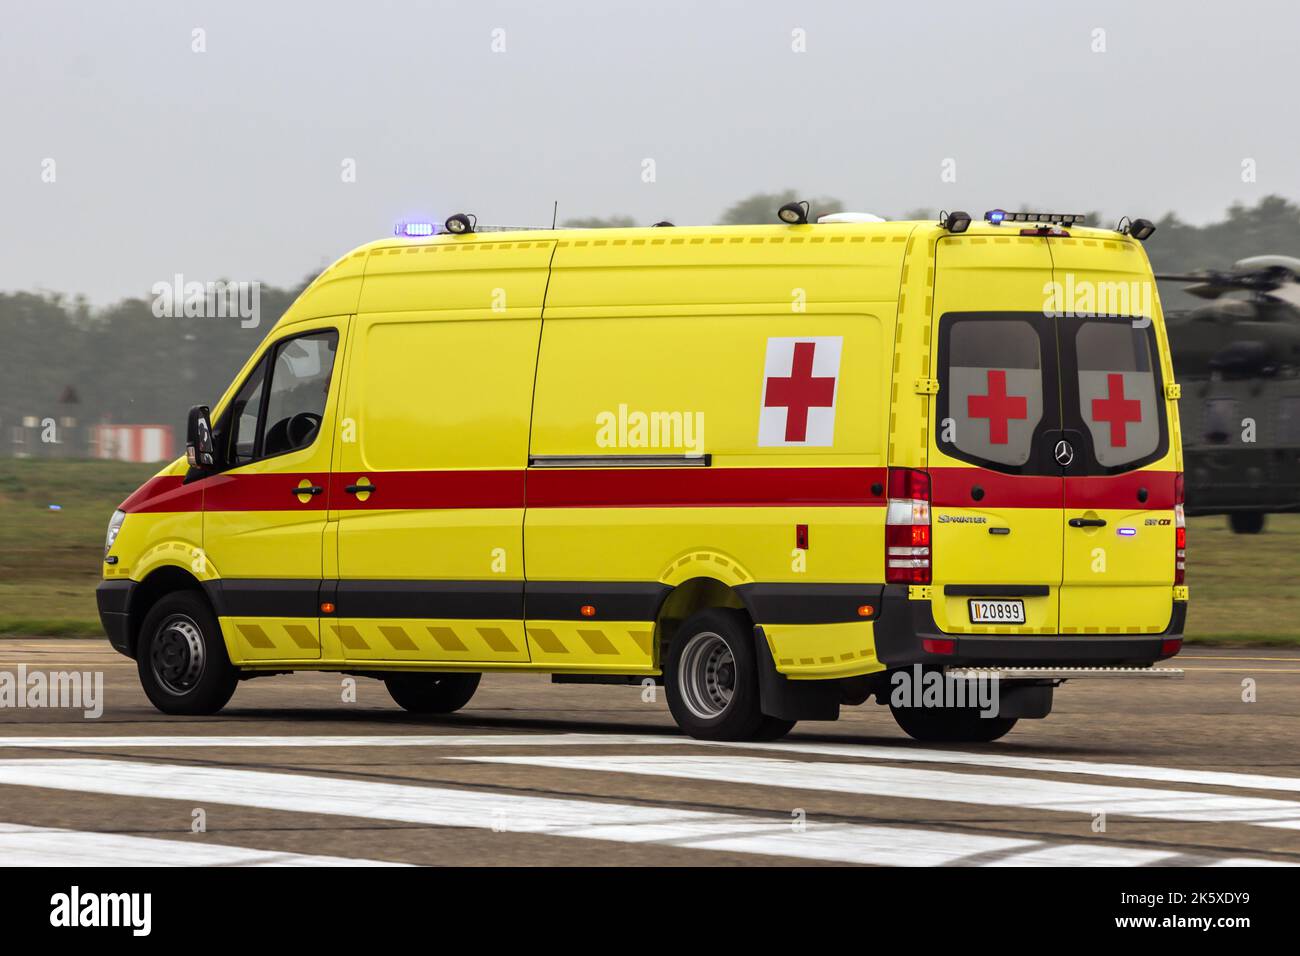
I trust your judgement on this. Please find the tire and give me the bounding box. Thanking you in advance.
[1229,512,1266,534]
[384,673,481,714]
[890,702,1017,743]
[136,591,238,716]
[664,608,773,741]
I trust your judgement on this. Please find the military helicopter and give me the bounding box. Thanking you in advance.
[1159,256,1300,532]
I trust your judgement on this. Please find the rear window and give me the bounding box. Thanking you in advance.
[1074,321,1163,468]
[941,317,1045,468]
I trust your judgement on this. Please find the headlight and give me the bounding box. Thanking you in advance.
[105,510,126,557]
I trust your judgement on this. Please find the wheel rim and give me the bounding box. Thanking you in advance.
[150,614,206,695]
[678,631,736,720]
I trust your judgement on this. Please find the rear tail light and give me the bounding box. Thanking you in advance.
[886,467,931,584]
[1174,472,1186,586]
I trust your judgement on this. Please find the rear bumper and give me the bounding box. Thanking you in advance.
[874,584,1186,668]
[96,580,134,658]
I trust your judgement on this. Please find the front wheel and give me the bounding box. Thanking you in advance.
[136,592,239,715]
[665,608,794,741]
[890,702,1017,743]
[384,673,481,713]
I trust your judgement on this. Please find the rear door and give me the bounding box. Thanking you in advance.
[929,235,1063,635]
[1049,238,1176,634]
[1057,313,1175,633]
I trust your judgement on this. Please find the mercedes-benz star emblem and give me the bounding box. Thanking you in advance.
[1054,439,1074,467]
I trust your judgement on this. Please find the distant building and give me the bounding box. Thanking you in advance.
[89,425,175,463]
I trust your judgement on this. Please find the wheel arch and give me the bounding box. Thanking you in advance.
[654,575,751,666]
[127,566,211,658]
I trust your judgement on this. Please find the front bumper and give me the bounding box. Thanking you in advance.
[96,579,134,657]
[873,584,1186,668]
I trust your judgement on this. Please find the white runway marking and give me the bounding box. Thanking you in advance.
[0,757,1269,867]
[457,754,1300,831]
[731,739,1300,795]
[0,822,405,867]
[6,732,1300,795]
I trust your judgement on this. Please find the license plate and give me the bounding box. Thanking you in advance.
[968,599,1025,625]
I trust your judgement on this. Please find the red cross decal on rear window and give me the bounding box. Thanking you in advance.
[967,369,1028,445]
[1091,373,1142,447]
[763,341,837,442]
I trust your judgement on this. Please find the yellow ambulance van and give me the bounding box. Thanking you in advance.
[98,208,1186,742]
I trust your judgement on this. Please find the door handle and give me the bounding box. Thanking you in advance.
[345,483,377,495]
[294,485,324,497]
[1068,517,1107,528]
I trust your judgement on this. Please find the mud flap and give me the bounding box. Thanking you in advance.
[753,626,840,721]
[994,682,1054,719]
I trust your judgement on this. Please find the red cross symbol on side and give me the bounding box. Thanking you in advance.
[758,337,842,447]
[1091,372,1142,447]
[967,369,1028,444]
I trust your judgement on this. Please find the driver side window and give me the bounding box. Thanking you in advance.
[215,329,339,468]
[261,332,338,457]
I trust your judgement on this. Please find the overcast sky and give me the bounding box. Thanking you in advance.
[2,0,1297,303]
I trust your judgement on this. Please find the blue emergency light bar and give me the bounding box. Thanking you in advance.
[985,210,1086,226]
[395,221,437,237]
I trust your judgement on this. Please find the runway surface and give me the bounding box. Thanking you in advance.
[0,639,1296,866]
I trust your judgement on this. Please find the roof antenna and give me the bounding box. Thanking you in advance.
[551,200,558,230]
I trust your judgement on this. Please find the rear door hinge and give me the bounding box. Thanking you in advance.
[1164,383,1181,400]
[908,584,934,601]
[914,377,940,396]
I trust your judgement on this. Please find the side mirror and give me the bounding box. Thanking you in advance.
[186,405,215,468]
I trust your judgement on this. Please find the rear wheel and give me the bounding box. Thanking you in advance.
[665,608,792,741]
[890,702,1017,743]
[136,591,238,715]
[1229,511,1266,534]
[384,673,481,714]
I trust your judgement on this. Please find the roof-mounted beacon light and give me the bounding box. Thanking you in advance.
[444,212,476,235]
[941,210,972,234]
[395,221,436,237]
[777,200,810,225]
[651,220,675,227]
[986,208,1007,225]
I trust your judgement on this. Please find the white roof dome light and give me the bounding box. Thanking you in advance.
[816,212,887,224]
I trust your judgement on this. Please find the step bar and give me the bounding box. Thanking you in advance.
[944,665,1184,681]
